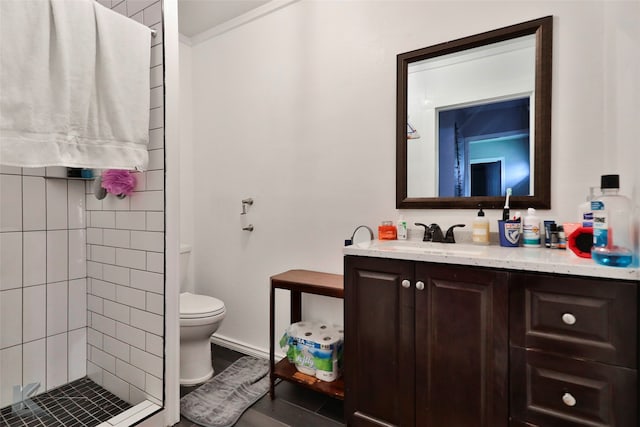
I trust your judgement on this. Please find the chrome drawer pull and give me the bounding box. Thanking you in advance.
[401,279,411,289]
[562,392,577,407]
[416,281,425,291]
[562,313,576,325]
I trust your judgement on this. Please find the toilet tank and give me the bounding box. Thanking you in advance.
[180,244,192,292]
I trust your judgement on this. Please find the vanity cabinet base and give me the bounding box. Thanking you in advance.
[345,256,508,427]
[345,256,638,427]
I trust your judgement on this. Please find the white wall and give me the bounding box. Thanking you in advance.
[181,0,640,354]
[179,40,195,294]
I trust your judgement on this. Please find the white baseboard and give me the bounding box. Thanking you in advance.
[210,334,286,361]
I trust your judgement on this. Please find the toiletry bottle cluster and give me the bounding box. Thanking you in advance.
[563,174,634,267]
[377,218,408,240]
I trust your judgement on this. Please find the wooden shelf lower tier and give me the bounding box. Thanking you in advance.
[273,358,344,400]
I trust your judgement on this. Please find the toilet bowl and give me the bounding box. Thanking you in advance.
[178,245,226,385]
[179,291,226,385]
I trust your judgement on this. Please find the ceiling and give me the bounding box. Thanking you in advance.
[178,0,270,38]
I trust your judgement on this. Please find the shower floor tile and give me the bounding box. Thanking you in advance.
[0,377,132,427]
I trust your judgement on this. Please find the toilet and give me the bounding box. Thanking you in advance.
[179,245,226,385]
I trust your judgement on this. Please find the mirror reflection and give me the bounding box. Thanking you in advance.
[407,35,535,199]
[438,97,531,198]
[397,16,552,209]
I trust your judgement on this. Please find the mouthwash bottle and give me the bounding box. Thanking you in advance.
[591,175,634,267]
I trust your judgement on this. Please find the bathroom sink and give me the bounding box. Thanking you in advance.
[374,240,483,257]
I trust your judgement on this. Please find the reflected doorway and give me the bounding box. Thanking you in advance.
[470,160,503,196]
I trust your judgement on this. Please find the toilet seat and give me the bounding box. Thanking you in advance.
[180,292,225,319]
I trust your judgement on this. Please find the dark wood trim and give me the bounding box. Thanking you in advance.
[271,269,344,298]
[272,357,344,400]
[396,16,553,209]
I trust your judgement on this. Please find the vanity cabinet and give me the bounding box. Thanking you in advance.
[345,256,638,427]
[344,256,509,426]
[510,273,638,426]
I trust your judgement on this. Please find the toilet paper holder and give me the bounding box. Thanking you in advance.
[241,198,253,215]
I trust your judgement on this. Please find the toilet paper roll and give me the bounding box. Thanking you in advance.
[315,359,340,382]
[285,321,344,379]
[312,334,342,382]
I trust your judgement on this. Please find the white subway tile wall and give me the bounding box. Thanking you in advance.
[0,346,22,406]
[84,0,165,406]
[0,0,164,409]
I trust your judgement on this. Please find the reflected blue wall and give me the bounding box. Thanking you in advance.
[438,98,530,197]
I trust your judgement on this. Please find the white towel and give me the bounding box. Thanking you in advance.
[0,0,152,170]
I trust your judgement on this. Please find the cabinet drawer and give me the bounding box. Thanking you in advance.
[511,347,637,427]
[510,273,637,367]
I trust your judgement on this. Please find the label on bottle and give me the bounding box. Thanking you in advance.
[522,223,540,246]
[397,221,407,240]
[592,201,609,248]
[472,223,489,243]
[582,212,593,227]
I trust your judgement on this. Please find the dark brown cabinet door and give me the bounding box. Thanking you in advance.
[414,263,509,427]
[345,256,415,427]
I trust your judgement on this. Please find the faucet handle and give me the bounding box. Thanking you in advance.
[414,223,432,242]
[444,224,466,243]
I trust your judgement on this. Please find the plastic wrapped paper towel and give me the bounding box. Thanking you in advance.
[279,321,343,382]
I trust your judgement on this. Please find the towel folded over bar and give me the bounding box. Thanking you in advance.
[0,0,152,170]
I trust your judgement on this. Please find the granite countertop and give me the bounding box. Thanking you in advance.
[343,239,639,281]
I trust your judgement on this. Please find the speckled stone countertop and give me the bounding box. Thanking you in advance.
[343,240,639,281]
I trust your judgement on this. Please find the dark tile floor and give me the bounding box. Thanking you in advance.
[0,377,132,427]
[176,345,345,427]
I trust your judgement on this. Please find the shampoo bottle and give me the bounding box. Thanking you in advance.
[522,208,541,247]
[472,205,490,245]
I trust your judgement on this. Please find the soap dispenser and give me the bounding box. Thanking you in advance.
[472,205,490,245]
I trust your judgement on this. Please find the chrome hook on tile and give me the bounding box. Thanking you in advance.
[241,198,253,215]
[242,224,254,232]
[92,176,107,200]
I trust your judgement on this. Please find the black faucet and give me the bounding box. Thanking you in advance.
[415,223,444,242]
[443,224,466,243]
[415,223,465,243]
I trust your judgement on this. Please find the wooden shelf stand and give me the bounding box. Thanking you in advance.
[269,269,344,400]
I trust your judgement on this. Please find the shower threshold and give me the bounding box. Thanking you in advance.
[0,377,132,427]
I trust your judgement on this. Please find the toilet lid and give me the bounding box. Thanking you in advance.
[180,292,225,318]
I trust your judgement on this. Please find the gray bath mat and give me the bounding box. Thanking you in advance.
[180,356,270,427]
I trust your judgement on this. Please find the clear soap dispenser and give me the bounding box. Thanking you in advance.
[472,205,490,245]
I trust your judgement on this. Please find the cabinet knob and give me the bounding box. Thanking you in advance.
[415,281,425,291]
[401,279,411,288]
[562,392,577,407]
[562,313,577,325]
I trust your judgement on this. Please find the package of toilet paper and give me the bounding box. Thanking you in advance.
[279,321,343,382]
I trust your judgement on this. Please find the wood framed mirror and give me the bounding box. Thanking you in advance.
[397,16,552,209]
